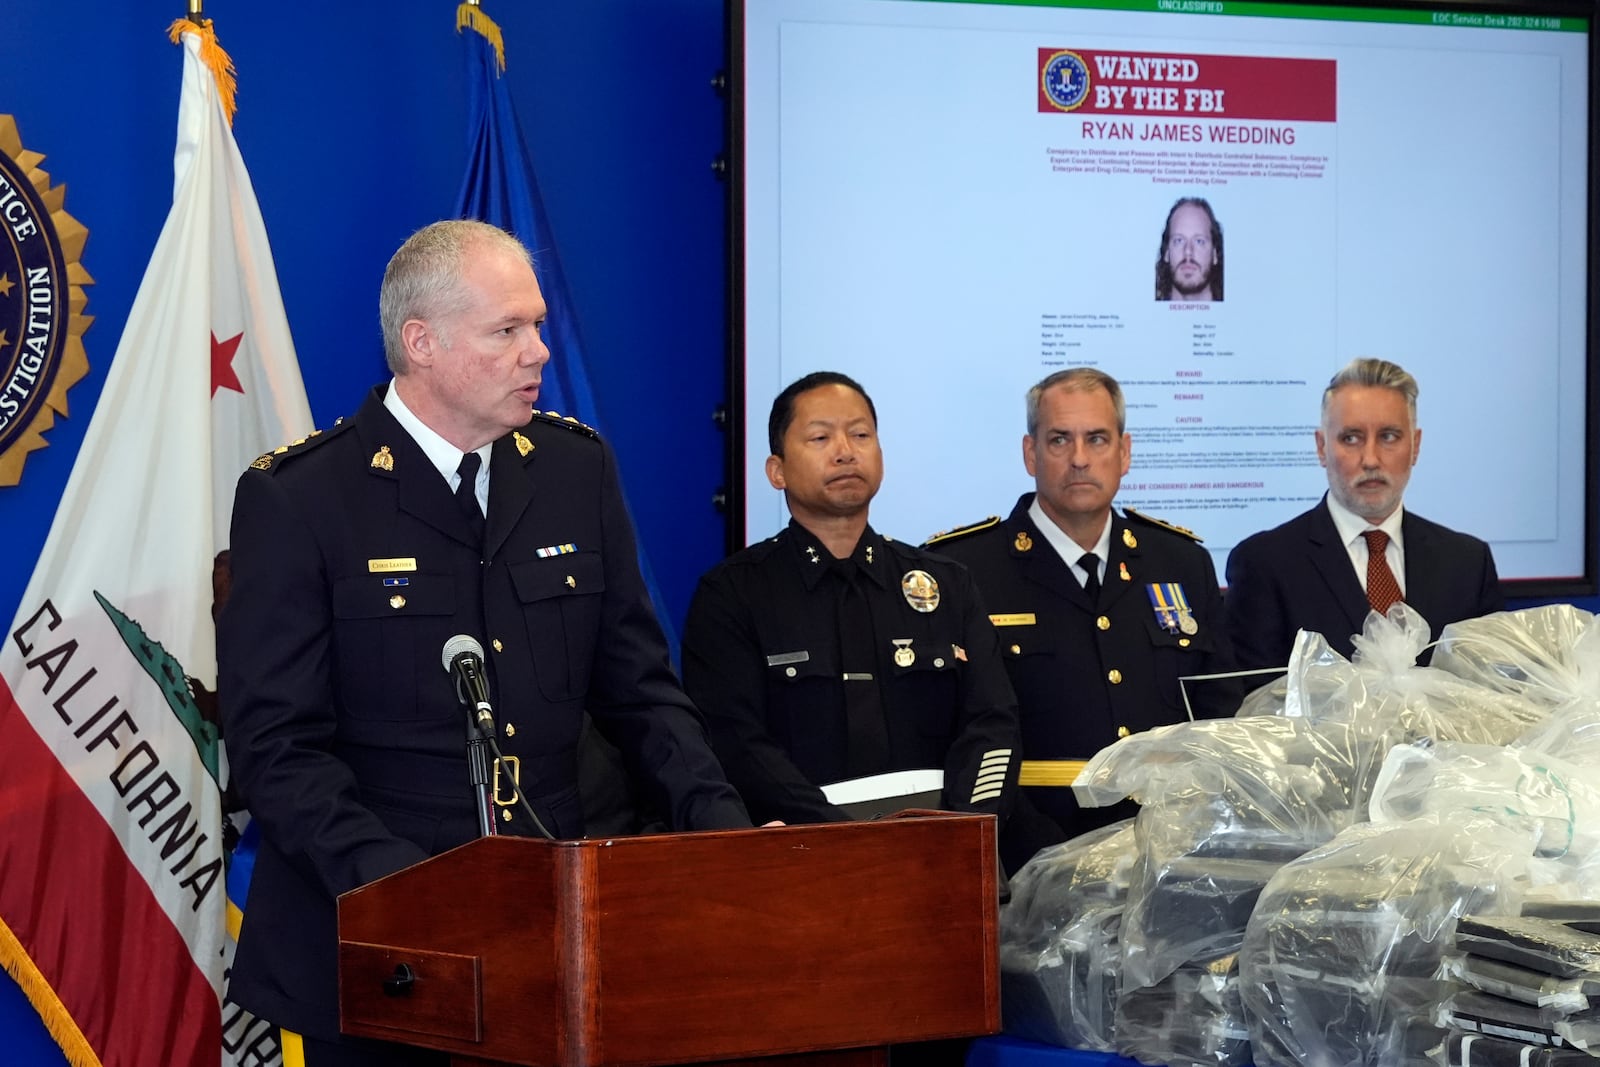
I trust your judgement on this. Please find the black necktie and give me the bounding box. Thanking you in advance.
[832,559,890,779]
[455,452,485,547]
[1079,551,1101,605]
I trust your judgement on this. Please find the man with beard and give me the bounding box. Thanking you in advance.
[1155,196,1224,302]
[927,368,1238,866]
[1224,357,1502,668]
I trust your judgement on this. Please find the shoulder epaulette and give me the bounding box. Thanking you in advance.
[247,419,351,472]
[528,409,599,439]
[1124,506,1203,543]
[922,515,1000,548]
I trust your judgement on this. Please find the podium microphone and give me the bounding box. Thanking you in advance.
[440,634,555,841]
[442,634,495,735]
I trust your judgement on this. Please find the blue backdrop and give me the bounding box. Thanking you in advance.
[0,1,730,1059]
[0,0,734,644]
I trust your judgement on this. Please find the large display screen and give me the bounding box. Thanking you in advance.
[733,0,1596,594]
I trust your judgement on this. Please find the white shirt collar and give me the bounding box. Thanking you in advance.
[383,379,492,499]
[1028,496,1113,586]
[1324,492,1405,550]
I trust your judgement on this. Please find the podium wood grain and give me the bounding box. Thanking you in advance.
[338,812,999,1066]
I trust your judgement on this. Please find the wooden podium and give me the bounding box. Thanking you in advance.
[337,812,1000,1067]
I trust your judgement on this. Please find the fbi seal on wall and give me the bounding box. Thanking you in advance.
[0,114,92,486]
[1040,49,1092,112]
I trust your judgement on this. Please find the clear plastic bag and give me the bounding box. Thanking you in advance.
[998,820,1137,1050]
[1439,952,1597,1015]
[1238,813,1535,1067]
[1074,714,1378,994]
[1517,701,1600,769]
[1370,741,1600,864]
[1074,714,1372,833]
[1235,606,1549,774]
[1116,952,1253,1067]
[1434,987,1600,1052]
[1432,605,1598,707]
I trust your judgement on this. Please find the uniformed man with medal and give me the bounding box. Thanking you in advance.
[927,368,1241,870]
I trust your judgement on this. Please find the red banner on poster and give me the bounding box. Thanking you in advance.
[1038,49,1337,121]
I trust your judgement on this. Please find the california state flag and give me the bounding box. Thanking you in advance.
[0,20,311,1067]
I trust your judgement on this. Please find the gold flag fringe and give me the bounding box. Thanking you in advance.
[0,916,101,1067]
[457,2,507,74]
[167,18,239,126]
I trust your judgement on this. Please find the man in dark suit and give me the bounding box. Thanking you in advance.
[1224,357,1502,670]
[927,368,1238,867]
[218,220,750,1066]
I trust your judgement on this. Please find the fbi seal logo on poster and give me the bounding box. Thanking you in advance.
[0,114,92,487]
[1041,49,1092,112]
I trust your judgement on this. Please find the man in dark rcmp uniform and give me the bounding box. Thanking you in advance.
[927,368,1239,868]
[682,371,1022,831]
[218,220,751,1067]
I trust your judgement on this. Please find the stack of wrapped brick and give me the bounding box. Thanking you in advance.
[998,604,1600,1067]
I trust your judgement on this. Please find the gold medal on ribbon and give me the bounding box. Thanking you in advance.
[893,639,916,667]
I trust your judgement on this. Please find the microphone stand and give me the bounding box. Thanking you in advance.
[467,712,498,838]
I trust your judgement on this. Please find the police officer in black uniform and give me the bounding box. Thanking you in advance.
[927,368,1239,868]
[682,371,1021,829]
[219,221,750,1067]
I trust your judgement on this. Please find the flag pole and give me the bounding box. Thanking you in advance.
[188,0,203,25]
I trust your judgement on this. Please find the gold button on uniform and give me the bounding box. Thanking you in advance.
[504,723,516,737]
[1117,725,1131,738]
[389,595,406,609]
[1107,669,1123,684]
[1010,644,1021,655]
[492,638,504,652]
[1179,638,1191,647]
[1096,616,1110,631]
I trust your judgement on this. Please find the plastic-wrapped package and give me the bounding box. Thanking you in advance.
[1238,814,1535,1067]
[1435,988,1600,1051]
[1522,899,1600,935]
[1432,605,1597,707]
[1370,742,1600,863]
[1441,953,1598,1014]
[1438,1029,1598,1066]
[1237,605,1549,753]
[1517,702,1600,769]
[1120,792,1318,993]
[1074,715,1374,992]
[1453,916,1600,980]
[1116,953,1253,1067]
[998,820,1137,1050]
[1074,713,1372,834]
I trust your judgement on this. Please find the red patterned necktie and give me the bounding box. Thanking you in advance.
[1362,528,1403,616]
